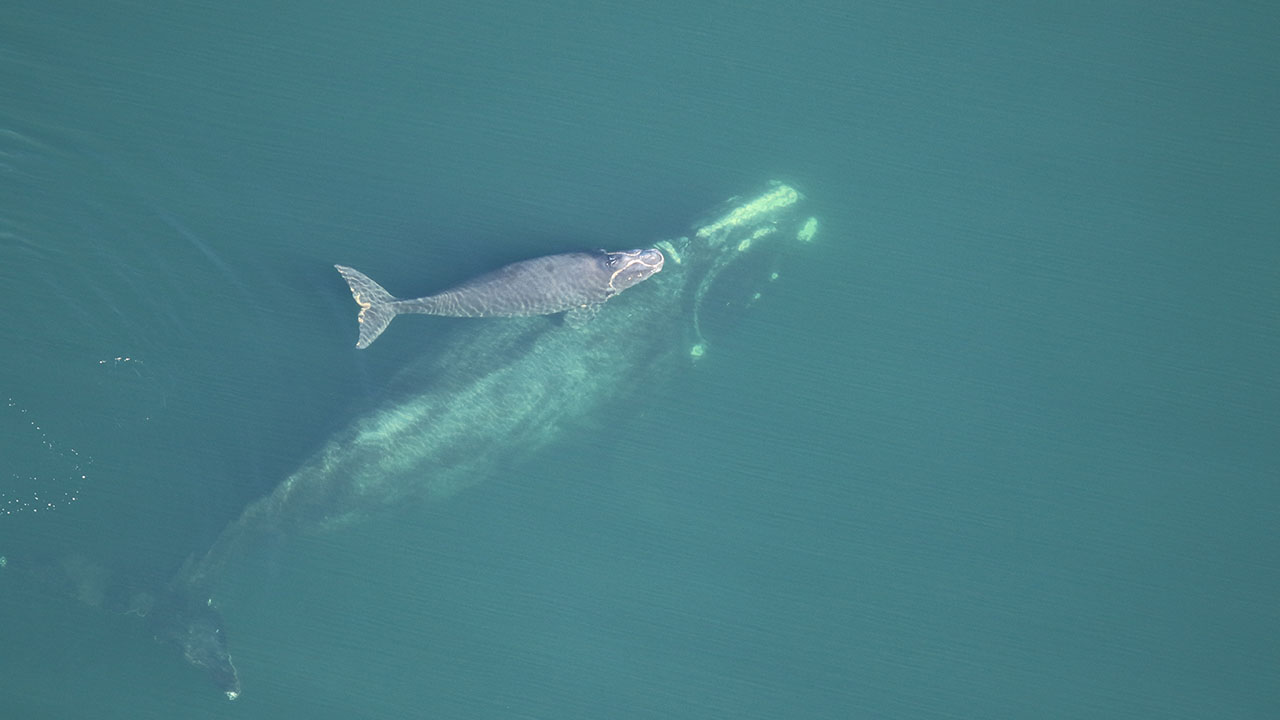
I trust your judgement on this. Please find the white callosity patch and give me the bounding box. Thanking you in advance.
[686,182,816,360]
[797,217,818,243]
[695,182,801,246]
[654,239,684,265]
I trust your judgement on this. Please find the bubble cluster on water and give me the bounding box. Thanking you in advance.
[2,397,90,516]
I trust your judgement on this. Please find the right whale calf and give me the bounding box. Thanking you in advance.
[335,248,664,348]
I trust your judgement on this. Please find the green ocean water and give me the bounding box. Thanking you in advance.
[2,1,1277,718]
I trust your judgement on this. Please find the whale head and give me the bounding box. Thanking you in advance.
[603,247,665,296]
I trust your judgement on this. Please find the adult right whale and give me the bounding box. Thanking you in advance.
[159,181,818,699]
[335,247,665,348]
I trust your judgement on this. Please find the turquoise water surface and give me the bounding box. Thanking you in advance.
[2,1,1277,718]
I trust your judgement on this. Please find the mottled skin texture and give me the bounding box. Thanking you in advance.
[335,248,664,348]
[394,249,663,316]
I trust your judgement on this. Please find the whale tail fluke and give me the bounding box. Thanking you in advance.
[334,265,399,349]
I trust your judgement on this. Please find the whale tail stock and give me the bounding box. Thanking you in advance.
[334,265,398,349]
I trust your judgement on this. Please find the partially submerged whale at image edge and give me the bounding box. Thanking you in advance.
[160,181,818,699]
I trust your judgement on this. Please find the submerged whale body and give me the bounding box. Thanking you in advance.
[162,182,817,698]
[335,247,665,348]
[149,586,239,699]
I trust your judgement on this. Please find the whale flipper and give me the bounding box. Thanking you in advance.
[564,304,600,329]
[334,265,398,349]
